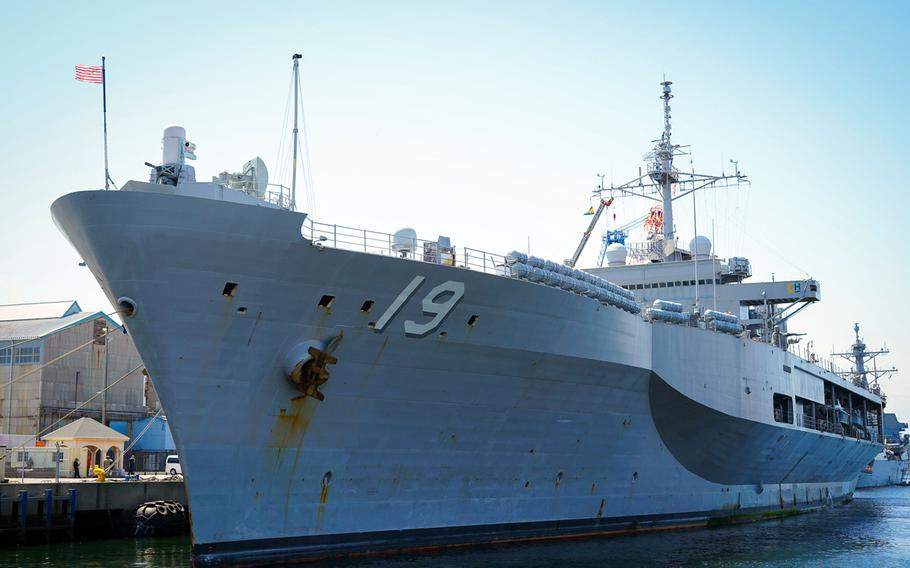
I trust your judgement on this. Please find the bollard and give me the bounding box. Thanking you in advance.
[68,489,77,522]
[45,489,53,527]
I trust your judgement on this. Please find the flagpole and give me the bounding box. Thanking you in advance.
[102,56,110,191]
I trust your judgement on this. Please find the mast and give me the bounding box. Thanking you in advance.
[578,80,748,265]
[291,53,302,211]
[833,323,898,390]
[655,81,675,244]
[102,56,110,190]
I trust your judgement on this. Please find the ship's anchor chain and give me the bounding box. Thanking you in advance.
[288,331,343,401]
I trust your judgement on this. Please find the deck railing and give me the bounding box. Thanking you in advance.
[302,218,509,277]
[790,343,852,378]
[773,408,793,424]
[264,184,294,210]
[796,413,879,443]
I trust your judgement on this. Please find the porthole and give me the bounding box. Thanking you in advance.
[222,282,238,297]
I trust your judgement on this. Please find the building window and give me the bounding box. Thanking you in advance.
[667,282,675,287]
[1,345,41,366]
[14,346,40,365]
[16,451,29,463]
[659,282,667,288]
[698,279,706,285]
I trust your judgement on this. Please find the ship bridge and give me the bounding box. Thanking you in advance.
[586,252,820,345]
[734,280,820,305]
[587,257,819,307]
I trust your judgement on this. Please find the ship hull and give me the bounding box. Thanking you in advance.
[857,455,907,488]
[51,188,881,566]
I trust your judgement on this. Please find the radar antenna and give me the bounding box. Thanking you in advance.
[832,323,898,390]
[573,80,749,264]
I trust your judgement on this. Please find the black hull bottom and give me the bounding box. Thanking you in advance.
[193,496,851,566]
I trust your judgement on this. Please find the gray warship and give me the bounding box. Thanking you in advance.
[51,71,885,565]
[857,415,907,488]
[832,325,904,489]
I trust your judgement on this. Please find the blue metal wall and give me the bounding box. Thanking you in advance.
[110,416,176,451]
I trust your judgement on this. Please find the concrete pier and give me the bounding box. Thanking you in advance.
[0,477,186,544]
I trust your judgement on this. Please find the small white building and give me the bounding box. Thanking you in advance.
[43,417,129,476]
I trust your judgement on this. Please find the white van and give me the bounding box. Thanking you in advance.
[164,454,182,475]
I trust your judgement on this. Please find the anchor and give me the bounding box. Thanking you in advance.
[287,331,343,401]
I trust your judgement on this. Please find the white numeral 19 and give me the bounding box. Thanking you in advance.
[374,276,465,336]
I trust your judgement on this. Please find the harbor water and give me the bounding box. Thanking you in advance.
[4,487,908,567]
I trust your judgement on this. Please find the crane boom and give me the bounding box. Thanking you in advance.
[566,198,613,267]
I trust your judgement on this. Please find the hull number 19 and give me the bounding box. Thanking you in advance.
[374,276,465,336]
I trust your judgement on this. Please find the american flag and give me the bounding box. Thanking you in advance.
[75,64,103,84]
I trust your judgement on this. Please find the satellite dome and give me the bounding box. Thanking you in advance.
[689,235,712,258]
[391,228,418,256]
[605,243,628,267]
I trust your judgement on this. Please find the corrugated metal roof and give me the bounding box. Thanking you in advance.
[43,417,129,442]
[0,301,81,322]
[0,311,103,341]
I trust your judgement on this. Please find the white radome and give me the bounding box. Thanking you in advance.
[690,235,712,258]
[605,242,628,266]
[392,228,418,254]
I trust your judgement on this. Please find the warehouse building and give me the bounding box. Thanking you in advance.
[0,300,160,437]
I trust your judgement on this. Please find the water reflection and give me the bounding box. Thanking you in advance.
[7,488,909,568]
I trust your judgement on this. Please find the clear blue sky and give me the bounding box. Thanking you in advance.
[2,1,908,411]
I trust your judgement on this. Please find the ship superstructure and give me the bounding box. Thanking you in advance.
[833,324,903,488]
[858,411,907,488]
[51,67,886,565]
